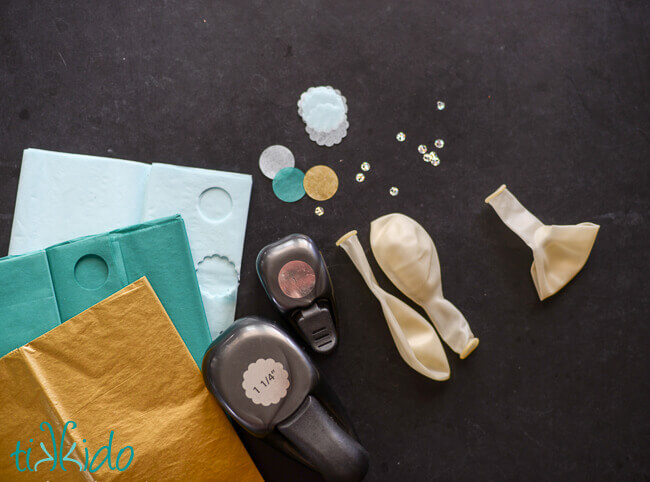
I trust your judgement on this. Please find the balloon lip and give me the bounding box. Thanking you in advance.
[335,230,358,247]
[485,184,507,204]
[460,338,479,359]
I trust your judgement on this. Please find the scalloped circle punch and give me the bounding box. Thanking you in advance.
[203,317,369,482]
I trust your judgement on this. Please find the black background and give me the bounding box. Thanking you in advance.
[1,1,649,480]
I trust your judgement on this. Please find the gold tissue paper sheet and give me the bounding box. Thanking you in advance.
[0,277,262,481]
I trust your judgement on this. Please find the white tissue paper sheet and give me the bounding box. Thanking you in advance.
[143,163,252,338]
[8,149,252,338]
[9,149,150,254]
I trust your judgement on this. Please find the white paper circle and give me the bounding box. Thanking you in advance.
[259,145,295,180]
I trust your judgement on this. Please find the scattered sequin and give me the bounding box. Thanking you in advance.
[315,206,324,216]
[389,187,399,196]
[437,101,445,110]
[356,173,365,182]
[432,156,441,167]
[434,139,444,149]
[361,162,370,171]
[303,165,339,201]
[423,153,433,162]
[418,145,427,154]
[396,132,406,142]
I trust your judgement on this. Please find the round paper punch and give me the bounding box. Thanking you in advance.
[256,234,339,354]
[203,317,369,481]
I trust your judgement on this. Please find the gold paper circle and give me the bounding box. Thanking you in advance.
[303,165,339,201]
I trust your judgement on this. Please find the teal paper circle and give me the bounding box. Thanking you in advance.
[272,167,305,203]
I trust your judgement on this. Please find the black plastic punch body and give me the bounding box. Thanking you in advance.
[256,234,339,354]
[202,317,368,481]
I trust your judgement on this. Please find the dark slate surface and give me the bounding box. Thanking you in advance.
[1,1,648,480]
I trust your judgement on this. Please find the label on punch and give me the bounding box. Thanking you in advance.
[242,358,290,406]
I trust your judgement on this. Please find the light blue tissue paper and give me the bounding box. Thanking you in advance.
[142,163,252,338]
[8,149,253,338]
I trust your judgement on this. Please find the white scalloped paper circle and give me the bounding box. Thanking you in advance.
[297,85,348,147]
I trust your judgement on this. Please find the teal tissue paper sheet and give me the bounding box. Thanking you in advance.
[0,216,211,365]
[117,218,211,360]
[0,251,61,357]
[47,235,129,321]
